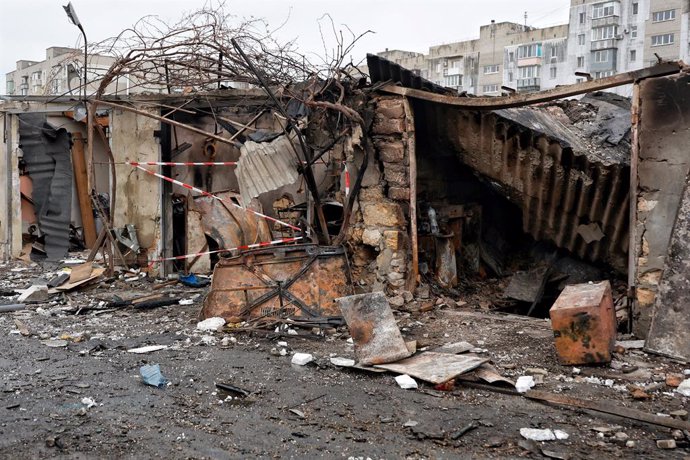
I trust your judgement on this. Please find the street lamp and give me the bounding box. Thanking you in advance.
[63,2,87,102]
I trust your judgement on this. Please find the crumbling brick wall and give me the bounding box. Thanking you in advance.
[348,96,413,293]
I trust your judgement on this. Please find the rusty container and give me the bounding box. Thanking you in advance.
[201,244,353,322]
[549,280,617,365]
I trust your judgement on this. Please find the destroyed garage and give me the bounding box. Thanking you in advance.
[1,8,690,460]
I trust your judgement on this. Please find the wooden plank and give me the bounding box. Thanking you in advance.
[402,97,419,291]
[525,390,690,431]
[379,63,681,110]
[71,132,97,247]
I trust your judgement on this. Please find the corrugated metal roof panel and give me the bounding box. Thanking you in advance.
[236,135,300,207]
[367,54,456,95]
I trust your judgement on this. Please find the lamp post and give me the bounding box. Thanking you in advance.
[63,2,87,102]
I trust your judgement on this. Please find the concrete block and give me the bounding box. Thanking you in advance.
[375,139,405,163]
[362,228,382,247]
[372,116,405,135]
[388,187,410,201]
[549,281,616,365]
[375,98,405,119]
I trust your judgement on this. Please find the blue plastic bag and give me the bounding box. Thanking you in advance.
[140,364,169,388]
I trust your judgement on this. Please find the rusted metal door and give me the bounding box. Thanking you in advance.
[201,244,353,321]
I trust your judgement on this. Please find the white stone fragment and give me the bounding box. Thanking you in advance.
[676,379,690,397]
[330,357,356,367]
[291,353,314,366]
[394,374,418,390]
[515,375,536,393]
[196,317,226,332]
[520,428,568,441]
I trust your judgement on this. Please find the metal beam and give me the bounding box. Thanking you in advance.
[379,62,682,110]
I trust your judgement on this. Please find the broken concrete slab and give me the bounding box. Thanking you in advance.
[374,352,488,384]
[336,292,412,366]
[17,285,49,302]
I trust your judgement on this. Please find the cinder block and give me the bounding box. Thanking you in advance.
[549,281,617,365]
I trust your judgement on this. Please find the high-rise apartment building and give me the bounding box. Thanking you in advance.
[377,0,690,96]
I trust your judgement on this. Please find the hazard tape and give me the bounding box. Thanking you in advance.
[147,236,303,266]
[133,164,301,231]
[128,161,237,167]
[343,162,351,196]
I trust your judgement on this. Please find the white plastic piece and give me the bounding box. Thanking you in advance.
[126,345,168,354]
[291,353,314,366]
[395,374,418,389]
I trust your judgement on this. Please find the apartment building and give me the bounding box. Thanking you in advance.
[5,47,126,97]
[377,0,690,96]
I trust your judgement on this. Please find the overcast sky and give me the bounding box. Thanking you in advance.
[0,0,570,90]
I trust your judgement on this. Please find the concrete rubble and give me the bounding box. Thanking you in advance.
[0,22,690,460]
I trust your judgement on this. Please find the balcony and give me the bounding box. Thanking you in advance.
[446,67,463,76]
[591,15,620,28]
[591,39,618,51]
[517,77,540,91]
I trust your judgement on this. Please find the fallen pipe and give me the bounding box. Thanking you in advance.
[0,304,26,313]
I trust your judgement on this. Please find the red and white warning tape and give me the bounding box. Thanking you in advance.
[128,161,237,167]
[343,162,351,196]
[147,236,303,266]
[133,164,301,231]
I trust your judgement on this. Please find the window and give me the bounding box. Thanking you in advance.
[577,56,585,68]
[651,33,675,46]
[550,67,557,79]
[592,2,616,19]
[632,2,638,15]
[550,46,557,59]
[483,64,500,74]
[517,43,542,59]
[579,12,586,24]
[508,72,513,82]
[483,84,499,93]
[592,25,617,41]
[631,25,638,38]
[31,71,42,81]
[652,9,676,22]
[630,50,637,62]
[595,70,615,78]
[518,65,540,79]
[594,50,610,63]
[51,79,60,94]
[6,80,14,94]
[509,52,514,62]
[576,78,584,83]
[443,75,462,88]
[578,34,586,45]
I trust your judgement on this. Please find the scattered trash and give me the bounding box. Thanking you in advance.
[41,339,68,348]
[395,374,418,390]
[179,273,211,288]
[140,364,169,388]
[676,379,690,397]
[196,317,226,332]
[336,292,412,365]
[0,303,26,313]
[17,285,49,302]
[403,420,419,427]
[178,299,194,306]
[289,409,305,418]
[291,353,314,366]
[656,439,677,449]
[519,428,569,441]
[126,345,168,354]
[375,352,488,384]
[81,397,97,409]
[215,382,250,397]
[515,376,536,393]
[330,357,356,367]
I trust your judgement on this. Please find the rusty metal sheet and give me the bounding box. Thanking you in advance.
[645,175,690,360]
[336,292,412,366]
[374,352,489,384]
[201,244,352,322]
[192,191,272,251]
